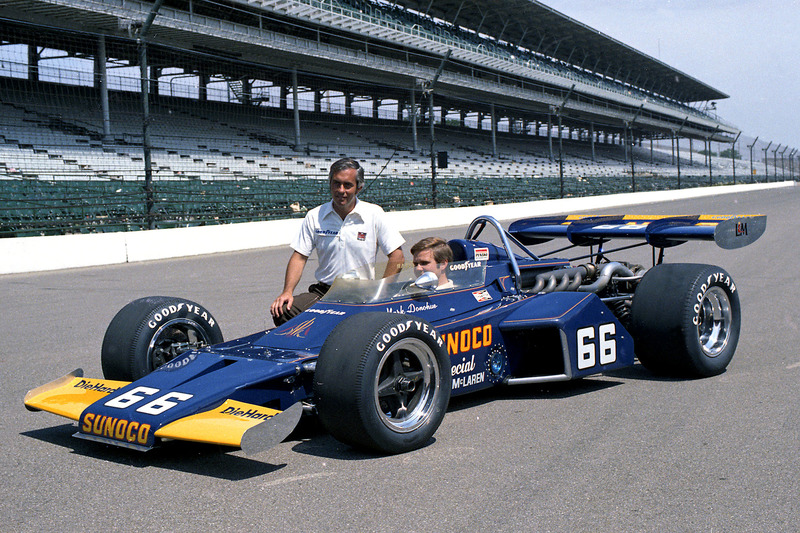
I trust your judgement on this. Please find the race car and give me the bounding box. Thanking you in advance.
[25,213,766,455]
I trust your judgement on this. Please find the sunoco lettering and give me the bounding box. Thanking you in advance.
[445,325,492,355]
[82,413,150,445]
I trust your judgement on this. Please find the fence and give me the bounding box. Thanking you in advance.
[1,19,792,238]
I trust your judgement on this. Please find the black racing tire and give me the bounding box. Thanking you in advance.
[314,312,451,454]
[101,296,223,381]
[630,263,740,377]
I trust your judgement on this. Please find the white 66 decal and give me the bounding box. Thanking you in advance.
[577,323,617,370]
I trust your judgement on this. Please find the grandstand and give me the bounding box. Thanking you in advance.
[0,0,783,236]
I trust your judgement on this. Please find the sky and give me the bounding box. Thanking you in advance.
[540,0,799,152]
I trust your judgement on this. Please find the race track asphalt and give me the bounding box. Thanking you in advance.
[2,185,798,532]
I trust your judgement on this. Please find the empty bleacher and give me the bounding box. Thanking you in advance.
[0,81,761,237]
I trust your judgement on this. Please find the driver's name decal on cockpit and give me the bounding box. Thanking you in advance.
[386,302,439,314]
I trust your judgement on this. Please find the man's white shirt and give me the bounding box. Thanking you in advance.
[291,199,405,284]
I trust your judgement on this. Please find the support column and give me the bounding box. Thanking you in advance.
[675,133,681,188]
[490,103,497,157]
[410,84,418,153]
[28,43,38,82]
[150,67,160,98]
[345,92,353,116]
[280,86,288,110]
[558,114,564,197]
[96,35,111,140]
[589,121,595,162]
[292,67,301,149]
[623,128,629,163]
[198,72,208,102]
[671,135,675,165]
[241,78,252,105]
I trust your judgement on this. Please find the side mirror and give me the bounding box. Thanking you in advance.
[414,271,439,290]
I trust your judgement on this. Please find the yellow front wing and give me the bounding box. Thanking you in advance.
[25,370,303,453]
[24,370,129,420]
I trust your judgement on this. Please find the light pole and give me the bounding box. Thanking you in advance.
[772,144,782,181]
[762,141,772,181]
[747,136,759,182]
[780,146,789,179]
[422,49,451,208]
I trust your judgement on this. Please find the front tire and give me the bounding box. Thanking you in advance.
[630,263,740,377]
[314,313,451,454]
[101,296,223,381]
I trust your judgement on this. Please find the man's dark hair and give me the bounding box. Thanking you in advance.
[329,157,365,188]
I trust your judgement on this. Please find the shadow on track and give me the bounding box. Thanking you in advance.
[21,424,287,480]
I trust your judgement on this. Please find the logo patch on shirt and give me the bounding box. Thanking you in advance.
[357,231,367,241]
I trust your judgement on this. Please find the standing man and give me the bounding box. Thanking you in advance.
[270,157,405,325]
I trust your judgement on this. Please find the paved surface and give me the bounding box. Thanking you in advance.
[2,185,798,531]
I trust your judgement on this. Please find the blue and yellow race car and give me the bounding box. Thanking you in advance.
[25,213,765,455]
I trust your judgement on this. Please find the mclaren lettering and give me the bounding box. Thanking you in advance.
[452,371,485,390]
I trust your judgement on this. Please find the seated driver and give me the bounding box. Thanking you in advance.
[410,237,454,290]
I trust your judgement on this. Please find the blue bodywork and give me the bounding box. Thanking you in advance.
[75,218,639,449]
[35,213,765,451]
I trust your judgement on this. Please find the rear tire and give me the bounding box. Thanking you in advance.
[314,313,451,454]
[101,296,223,381]
[630,264,740,377]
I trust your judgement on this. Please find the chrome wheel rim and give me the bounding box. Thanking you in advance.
[374,338,438,433]
[696,286,732,357]
[147,318,210,370]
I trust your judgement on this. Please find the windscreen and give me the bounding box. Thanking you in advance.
[321,259,486,304]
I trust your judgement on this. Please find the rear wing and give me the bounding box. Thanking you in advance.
[508,215,766,249]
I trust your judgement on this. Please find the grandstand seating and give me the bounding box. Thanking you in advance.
[0,85,749,186]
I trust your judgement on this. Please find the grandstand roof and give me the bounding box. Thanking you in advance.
[394,0,728,103]
[0,0,737,141]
